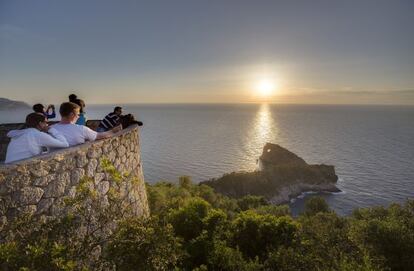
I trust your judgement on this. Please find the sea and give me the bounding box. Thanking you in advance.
[2,104,414,216]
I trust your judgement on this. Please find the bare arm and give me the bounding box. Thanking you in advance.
[96,125,122,140]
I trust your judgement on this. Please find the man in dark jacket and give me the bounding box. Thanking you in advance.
[98,106,123,132]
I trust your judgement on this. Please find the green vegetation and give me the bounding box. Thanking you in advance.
[1,171,414,270]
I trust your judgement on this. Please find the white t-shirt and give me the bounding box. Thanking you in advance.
[52,123,97,146]
[5,127,69,163]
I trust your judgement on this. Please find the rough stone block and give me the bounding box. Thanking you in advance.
[121,155,126,163]
[48,159,61,173]
[0,196,11,215]
[107,152,116,163]
[117,145,126,157]
[33,174,55,187]
[16,165,29,175]
[36,198,55,214]
[94,173,105,185]
[68,186,77,198]
[76,153,88,168]
[97,181,110,196]
[87,147,102,159]
[0,216,7,231]
[30,162,49,177]
[12,186,44,206]
[0,182,10,195]
[7,174,31,192]
[18,205,37,216]
[44,173,69,198]
[49,198,65,216]
[111,139,120,148]
[102,142,113,154]
[71,168,85,186]
[62,156,76,171]
[87,159,98,177]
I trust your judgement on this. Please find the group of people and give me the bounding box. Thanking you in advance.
[33,94,86,125]
[5,94,143,164]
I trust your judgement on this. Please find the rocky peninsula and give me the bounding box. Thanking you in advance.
[201,143,340,204]
[0,98,30,110]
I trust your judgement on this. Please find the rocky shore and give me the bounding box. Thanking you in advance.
[201,143,340,204]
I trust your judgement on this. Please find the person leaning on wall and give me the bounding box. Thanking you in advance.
[52,102,121,147]
[97,106,123,132]
[5,113,69,163]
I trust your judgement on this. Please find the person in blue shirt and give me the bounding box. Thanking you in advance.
[74,99,87,125]
[33,103,56,120]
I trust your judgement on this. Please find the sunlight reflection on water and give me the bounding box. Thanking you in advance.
[242,104,277,165]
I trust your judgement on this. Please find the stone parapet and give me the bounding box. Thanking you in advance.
[0,124,149,226]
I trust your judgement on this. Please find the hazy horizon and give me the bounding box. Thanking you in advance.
[3,96,414,107]
[1,0,414,105]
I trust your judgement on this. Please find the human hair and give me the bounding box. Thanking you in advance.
[69,94,78,103]
[114,106,122,113]
[25,113,46,128]
[74,99,85,113]
[59,102,80,117]
[32,103,44,113]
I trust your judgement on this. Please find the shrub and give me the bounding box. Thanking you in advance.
[237,195,269,211]
[105,217,183,271]
[231,211,298,260]
[168,198,211,241]
[303,196,330,216]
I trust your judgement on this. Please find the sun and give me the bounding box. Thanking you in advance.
[256,79,277,97]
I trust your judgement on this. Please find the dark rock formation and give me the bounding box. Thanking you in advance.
[201,143,340,204]
[0,98,30,110]
[259,143,307,168]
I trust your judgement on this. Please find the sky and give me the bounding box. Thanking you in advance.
[1,0,414,105]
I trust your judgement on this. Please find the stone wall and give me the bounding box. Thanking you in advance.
[0,124,149,226]
[0,120,91,162]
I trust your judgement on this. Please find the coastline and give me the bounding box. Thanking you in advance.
[268,182,341,205]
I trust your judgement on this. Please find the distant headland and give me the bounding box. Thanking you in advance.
[0,98,30,110]
[201,143,340,204]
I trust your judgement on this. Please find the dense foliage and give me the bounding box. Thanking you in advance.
[1,171,414,270]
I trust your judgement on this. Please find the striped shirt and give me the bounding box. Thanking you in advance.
[99,112,120,130]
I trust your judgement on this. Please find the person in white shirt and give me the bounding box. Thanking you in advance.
[5,113,69,163]
[52,102,121,146]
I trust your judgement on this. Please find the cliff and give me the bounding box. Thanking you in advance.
[0,98,30,110]
[201,143,339,204]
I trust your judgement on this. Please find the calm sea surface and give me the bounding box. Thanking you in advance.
[2,104,414,215]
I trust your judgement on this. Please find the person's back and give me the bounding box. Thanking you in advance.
[5,113,68,163]
[52,102,96,146]
[6,129,48,163]
[52,122,96,146]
